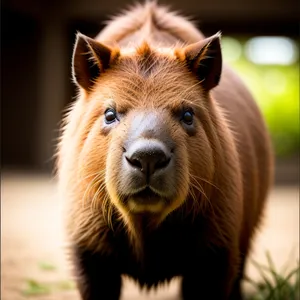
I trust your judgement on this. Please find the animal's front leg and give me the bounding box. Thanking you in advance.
[181,247,240,300]
[71,245,122,300]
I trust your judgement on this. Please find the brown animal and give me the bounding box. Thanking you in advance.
[57,2,274,300]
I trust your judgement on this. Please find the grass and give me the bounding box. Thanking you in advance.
[22,280,52,296]
[38,261,57,271]
[245,252,300,300]
[21,279,76,296]
[21,261,76,296]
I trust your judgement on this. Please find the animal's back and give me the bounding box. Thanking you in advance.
[96,2,204,46]
[213,67,273,258]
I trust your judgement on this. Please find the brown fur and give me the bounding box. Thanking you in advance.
[56,2,273,299]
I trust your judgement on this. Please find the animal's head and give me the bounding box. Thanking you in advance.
[61,32,223,227]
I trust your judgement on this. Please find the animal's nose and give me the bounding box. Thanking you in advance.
[125,140,171,177]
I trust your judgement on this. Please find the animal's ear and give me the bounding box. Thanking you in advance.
[72,32,119,92]
[176,32,222,91]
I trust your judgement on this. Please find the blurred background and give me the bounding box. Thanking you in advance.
[1,0,299,299]
[2,0,299,180]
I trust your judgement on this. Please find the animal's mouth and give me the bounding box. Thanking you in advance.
[125,187,166,213]
[130,187,162,204]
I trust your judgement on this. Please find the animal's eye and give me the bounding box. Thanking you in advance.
[104,109,117,124]
[181,110,194,125]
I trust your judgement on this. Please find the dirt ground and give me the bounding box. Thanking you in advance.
[1,172,299,300]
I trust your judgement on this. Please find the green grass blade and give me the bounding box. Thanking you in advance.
[265,265,300,300]
[250,258,275,293]
[22,279,52,296]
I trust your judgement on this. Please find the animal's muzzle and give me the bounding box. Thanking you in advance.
[124,139,171,182]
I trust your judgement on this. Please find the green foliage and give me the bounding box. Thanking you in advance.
[245,252,300,300]
[22,279,51,296]
[21,262,76,297]
[222,36,299,158]
[38,261,57,271]
[21,279,76,297]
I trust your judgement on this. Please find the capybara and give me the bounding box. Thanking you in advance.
[56,2,274,299]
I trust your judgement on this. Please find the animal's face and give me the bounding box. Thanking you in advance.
[61,33,222,224]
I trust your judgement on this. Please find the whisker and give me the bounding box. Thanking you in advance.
[189,174,219,220]
[190,174,227,200]
[77,170,106,185]
[187,184,201,219]
[189,178,209,201]
[81,173,103,208]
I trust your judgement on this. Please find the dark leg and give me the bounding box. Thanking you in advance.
[229,278,243,300]
[229,251,247,300]
[181,275,236,300]
[229,231,255,300]
[181,247,239,300]
[71,245,122,300]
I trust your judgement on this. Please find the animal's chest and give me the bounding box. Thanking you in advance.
[112,222,205,286]
[122,240,182,285]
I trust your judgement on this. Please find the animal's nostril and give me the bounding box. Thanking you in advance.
[125,140,171,176]
[126,156,143,169]
[155,156,171,170]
